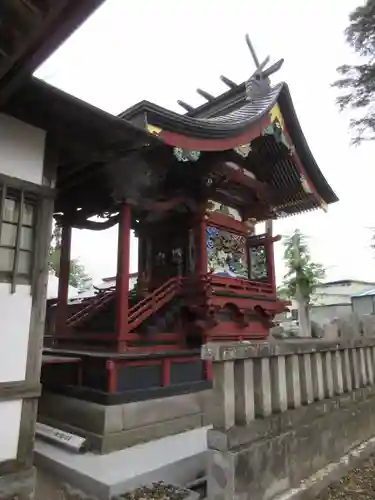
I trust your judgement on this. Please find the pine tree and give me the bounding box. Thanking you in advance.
[333,0,375,144]
[278,230,326,336]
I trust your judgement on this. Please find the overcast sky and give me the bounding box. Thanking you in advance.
[36,0,375,285]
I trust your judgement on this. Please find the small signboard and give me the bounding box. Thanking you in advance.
[35,422,86,453]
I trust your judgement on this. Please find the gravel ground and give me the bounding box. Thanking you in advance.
[317,456,375,500]
[114,482,193,500]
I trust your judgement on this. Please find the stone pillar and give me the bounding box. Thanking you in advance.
[322,351,334,398]
[270,355,287,413]
[311,352,324,401]
[234,359,255,425]
[358,348,368,387]
[254,358,272,417]
[341,349,353,392]
[365,347,374,385]
[299,353,313,404]
[350,348,360,389]
[332,350,344,395]
[212,361,235,429]
[285,354,301,408]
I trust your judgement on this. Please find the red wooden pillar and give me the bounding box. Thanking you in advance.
[56,222,72,335]
[116,203,131,347]
[266,219,276,294]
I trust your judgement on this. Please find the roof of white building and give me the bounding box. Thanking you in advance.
[318,279,375,288]
[352,288,375,298]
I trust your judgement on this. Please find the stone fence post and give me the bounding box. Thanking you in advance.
[202,339,375,500]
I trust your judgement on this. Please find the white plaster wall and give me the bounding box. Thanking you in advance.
[0,400,22,461]
[0,284,32,383]
[0,113,46,185]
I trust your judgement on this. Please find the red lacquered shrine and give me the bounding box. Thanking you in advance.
[44,43,337,401]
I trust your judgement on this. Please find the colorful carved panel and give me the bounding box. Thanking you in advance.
[206,226,247,278]
[249,244,268,280]
[207,200,242,221]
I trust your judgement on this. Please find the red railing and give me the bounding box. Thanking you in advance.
[209,275,274,297]
[67,289,116,328]
[127,276,182,332]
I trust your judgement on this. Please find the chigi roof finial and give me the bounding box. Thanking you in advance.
[244,34,284,101]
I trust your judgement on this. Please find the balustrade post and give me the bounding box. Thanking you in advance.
[332,350,344,395]
[299,353,313,404]
[341,349,353,392]
[254,358,272,417]
[366,347,374,385]
[359,348,367,386]
[311,352,324,401]
[234,359,255,425]
[322,351,334,398]
[350,348,360,389]
[270,355,287,413]
[212,361,235,429]
[285,355,301,409]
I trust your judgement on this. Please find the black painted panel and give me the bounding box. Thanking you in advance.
[81,358,107,391]
[170,360,204,385]
[43,380,213,405]
[117,363,163,392]
[41,363,78,387]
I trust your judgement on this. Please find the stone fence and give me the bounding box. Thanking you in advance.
[202,339,375,500]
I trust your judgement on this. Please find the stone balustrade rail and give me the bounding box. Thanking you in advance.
[202,338,375,500]
[202,339,375,431]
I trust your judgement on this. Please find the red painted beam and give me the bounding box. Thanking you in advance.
[55,222,72,335]
[116,203,131,344]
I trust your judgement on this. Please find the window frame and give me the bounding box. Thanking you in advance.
[0,184,38,292]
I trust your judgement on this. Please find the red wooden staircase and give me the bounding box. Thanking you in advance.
[66,277,183,332]
[127,276,182,332]
[67,289,116,328]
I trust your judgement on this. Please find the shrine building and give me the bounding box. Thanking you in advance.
[35,40,338,452]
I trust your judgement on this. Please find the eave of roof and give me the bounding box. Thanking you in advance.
[120,83,282,139]
[352,288,375,298]
[321,279,375,288]
[119,82,338,206]
[0,0,106,105]
[3,77,158,167]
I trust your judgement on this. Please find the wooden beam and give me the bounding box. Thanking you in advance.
[219,162,271,198]
[220,75,237,89]
[177,100,195,112]
[196,88,215,101]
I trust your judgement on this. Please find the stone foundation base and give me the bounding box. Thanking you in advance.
[208,386,375,500]
[38,389,212,453]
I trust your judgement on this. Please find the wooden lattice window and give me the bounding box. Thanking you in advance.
[0,185,37,291]
[248,235,270,281]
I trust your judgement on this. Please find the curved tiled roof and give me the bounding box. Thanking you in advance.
[121,82,337,206]
[140,83,283,139]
